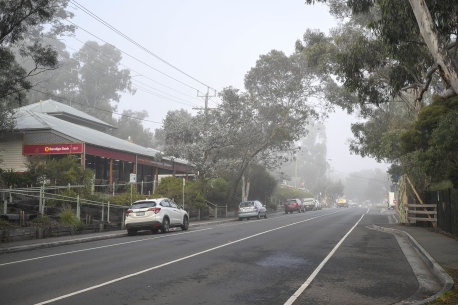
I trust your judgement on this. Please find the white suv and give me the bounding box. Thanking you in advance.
[125,198,189,235]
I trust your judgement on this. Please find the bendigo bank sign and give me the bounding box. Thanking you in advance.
[23,143,83,155]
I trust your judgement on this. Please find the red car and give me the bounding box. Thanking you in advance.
[284,198,304,214]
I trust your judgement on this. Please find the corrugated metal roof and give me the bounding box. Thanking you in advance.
[17,100,114,129]
[13,104,190,166]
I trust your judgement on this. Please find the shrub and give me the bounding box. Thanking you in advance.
[57,209,82,232]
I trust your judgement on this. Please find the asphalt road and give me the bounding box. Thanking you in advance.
[0,208,419,305]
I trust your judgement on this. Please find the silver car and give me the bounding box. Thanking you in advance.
[238,200,267,220]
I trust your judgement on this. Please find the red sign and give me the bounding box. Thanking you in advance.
[23,143,83,155]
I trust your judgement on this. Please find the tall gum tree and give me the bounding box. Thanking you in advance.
[0,0,74,129]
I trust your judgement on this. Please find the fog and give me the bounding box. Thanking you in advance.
[66,0,388,178]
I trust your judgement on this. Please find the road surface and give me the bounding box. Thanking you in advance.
[0,207,419,305]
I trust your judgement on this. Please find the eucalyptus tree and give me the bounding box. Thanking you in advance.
[300,0,457,188]
[223,50,320,204]
[71,41,135,123]
[278,122,328,195]
[304,0,457,105]
[162,50,320,206]
[0,0,73,130]
[111,110,154,147]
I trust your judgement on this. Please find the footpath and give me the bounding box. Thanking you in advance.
[0,217,237,254]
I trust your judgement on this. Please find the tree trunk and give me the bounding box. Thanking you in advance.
[241,175,246,202]
[241,175,251,202]
[408,0,458,95]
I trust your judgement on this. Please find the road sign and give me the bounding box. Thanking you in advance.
[129,173,137,183]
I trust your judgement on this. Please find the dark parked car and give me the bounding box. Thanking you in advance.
[284,198,304,214]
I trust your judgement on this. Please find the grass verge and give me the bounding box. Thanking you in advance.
[427,268,458,304]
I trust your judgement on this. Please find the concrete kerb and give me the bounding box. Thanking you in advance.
[370,225,454,304]
[0,217,238,254]
[0,232,127,254]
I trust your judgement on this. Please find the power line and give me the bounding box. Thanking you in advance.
[70,0,216,92]
[65,19,201,93]
[55,36,200,107]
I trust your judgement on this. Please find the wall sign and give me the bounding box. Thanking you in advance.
[23,143,83,155]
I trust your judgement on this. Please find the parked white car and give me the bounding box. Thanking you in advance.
[125,198,189,235]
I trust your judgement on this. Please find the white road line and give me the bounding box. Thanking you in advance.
[34,211,340,305]
[0,228,212,267]
[283,208,369,305]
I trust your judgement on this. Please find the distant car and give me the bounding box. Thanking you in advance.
[302,198,315,211]
[314,199,322,210]
[125,198,189,235]
[238,200,267,220]
[284,198,304,214]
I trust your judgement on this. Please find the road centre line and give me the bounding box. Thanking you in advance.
[0,228,212,267]
[34,211,340,305]
[283,208,369,305]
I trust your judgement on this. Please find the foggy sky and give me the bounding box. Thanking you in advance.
[66,0,388,175]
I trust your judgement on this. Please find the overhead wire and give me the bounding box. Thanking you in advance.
[64,19,202,93]
[70,0,216,92]
[53,36,200,107]
[68,36,202,102]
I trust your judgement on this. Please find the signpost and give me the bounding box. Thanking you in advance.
[130,174,137,204]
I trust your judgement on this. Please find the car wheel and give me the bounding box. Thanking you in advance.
[257,213,260,219]
[151,228,158,234]
[127,229,137,236]
[181,216,189,231]
[238,217,243,221]
[264,212,268,219]
[285,211,288,214]
[161,217,170,233]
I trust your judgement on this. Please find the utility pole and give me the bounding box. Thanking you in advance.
[192,87,217,204]
[193,87,217,116]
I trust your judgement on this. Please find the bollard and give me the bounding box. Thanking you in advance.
[121,210,125,229]
[101,202,105,222]
[3,192,6,215]
[39,186,43,215]
[107,201,110,223]
[20,210,25,226]
[141,180,144,195]
[9,186,12,203]
[113,182,115,197]
[76,195,81,220]
[42,193,46,215]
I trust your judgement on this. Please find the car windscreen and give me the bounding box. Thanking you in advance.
[239,201,254,208]
[131,202,156,209]
[286,200,297,204]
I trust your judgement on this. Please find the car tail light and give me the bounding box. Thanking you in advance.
[254,205,257,210]
[148,207,161,214]
[126,210,132,215]
[238,207,241,211]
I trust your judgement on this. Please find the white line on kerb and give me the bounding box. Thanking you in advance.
[0,228,212,267]
[34,211,339,305]
[283,208,369,305]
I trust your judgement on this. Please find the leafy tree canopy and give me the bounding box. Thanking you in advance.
[0,0,73,129]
